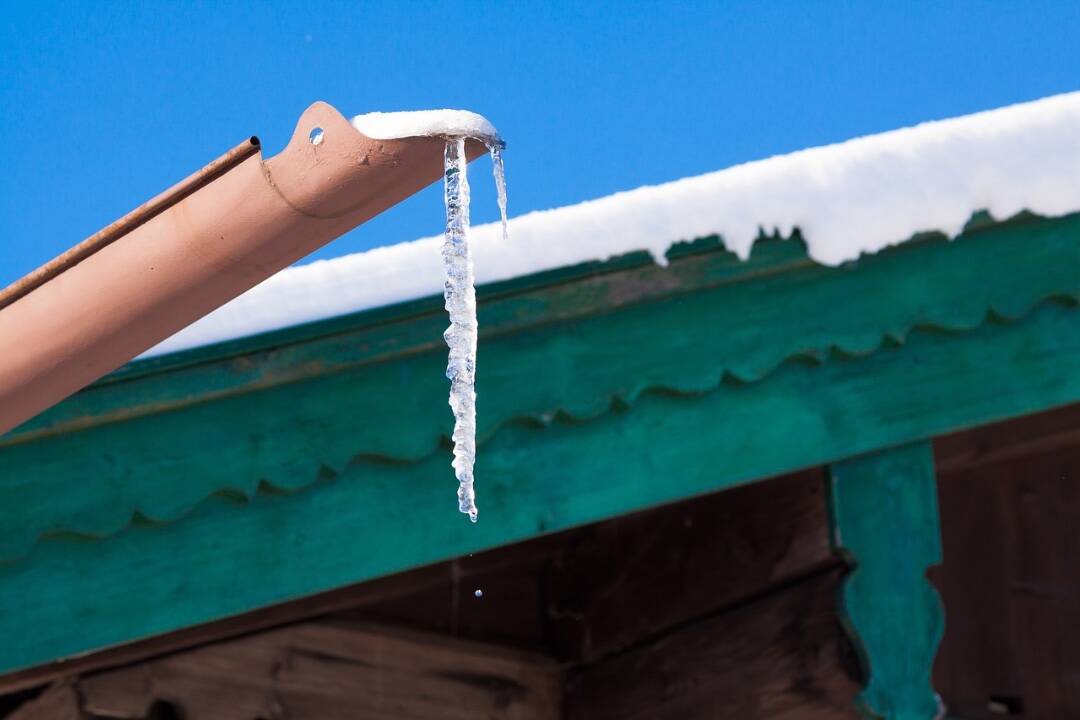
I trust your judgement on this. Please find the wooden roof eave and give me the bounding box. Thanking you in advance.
[2,209,1080,676]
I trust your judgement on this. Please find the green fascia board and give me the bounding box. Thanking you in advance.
[2,266,1080,673]
[1,211,1079,672]
[3,213,1079,558]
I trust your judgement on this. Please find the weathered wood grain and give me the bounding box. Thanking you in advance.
[930,462,1020,719]
[542,468,835,662]
[936,401,1080,473]
[0,471,832,694]
[6,682,81,720]
[0,537,576,696]
[564,567,861,720]
[75,622,561,720]
[933,440,1080,719]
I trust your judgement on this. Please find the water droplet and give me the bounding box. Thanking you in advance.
[474,589,484,598]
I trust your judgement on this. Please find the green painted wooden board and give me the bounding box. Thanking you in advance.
[829,443,944,720]
[1,279,1080,671]
[10,213,1079,451]
[2,212,1080,673]
[2,213,1079,561]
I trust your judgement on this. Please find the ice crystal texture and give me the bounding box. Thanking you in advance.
[442,138,480,522]
[490,145,509,243]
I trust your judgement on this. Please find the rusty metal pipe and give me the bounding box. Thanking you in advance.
[0,101,487,435]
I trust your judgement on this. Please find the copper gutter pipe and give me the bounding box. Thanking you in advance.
[0,101,487,435]
[0,140,263,312]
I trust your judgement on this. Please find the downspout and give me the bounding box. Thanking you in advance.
[0,102,489,435]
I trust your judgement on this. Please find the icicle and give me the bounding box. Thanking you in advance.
[490,145,509,243]
[441,137,508,522]
[442,138,479,522]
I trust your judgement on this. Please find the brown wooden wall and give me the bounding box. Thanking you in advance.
[4,470,863,719]
[933,404,1080,720]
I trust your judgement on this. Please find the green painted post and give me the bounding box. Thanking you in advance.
[828,442,945,720]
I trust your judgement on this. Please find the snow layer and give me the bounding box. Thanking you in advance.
[352,110,502,146]
[147,92,1080,357]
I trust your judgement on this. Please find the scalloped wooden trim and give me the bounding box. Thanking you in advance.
[1,294,1076,564]
[2,212,1080,561]
[10,211,1078,448]
[6,286,1080,673]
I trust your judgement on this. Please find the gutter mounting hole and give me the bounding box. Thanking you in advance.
[308,127,325,146]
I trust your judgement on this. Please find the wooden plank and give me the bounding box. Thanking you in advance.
[15,212,1078,446]
[933,440,1080,719]
[936,401,1080,473]
[930,459,1022,719]
[1001,457,1080,719]
[564,567,861,720]
[5,470,840,716]
[542,468,835,661]
[4,290,1080,674]
[74,621,561,720]
[828,443,944,720]
[6,683,82,720]
[4,213,1080,560]
[0,470,832,693]
[3,238,799,445]
[0,532,576,696]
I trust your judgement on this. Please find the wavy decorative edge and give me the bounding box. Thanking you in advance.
[828,442,945,718]
[2,289,1077,565]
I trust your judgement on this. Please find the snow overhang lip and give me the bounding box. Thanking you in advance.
[0,100,489,435]
[351,109,504,149]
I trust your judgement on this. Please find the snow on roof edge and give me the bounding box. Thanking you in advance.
[146,91,1080,358]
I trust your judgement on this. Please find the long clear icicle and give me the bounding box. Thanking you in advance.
[442,138,479,522]
[490,145,509,243]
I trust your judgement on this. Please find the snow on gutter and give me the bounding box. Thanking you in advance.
[0,102,494,435]
[352,109,502,146]
[150,91,1080,359]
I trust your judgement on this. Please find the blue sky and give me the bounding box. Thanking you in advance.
[2,1,1079,288]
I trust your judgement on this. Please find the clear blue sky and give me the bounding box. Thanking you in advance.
[3,1,1079,288]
